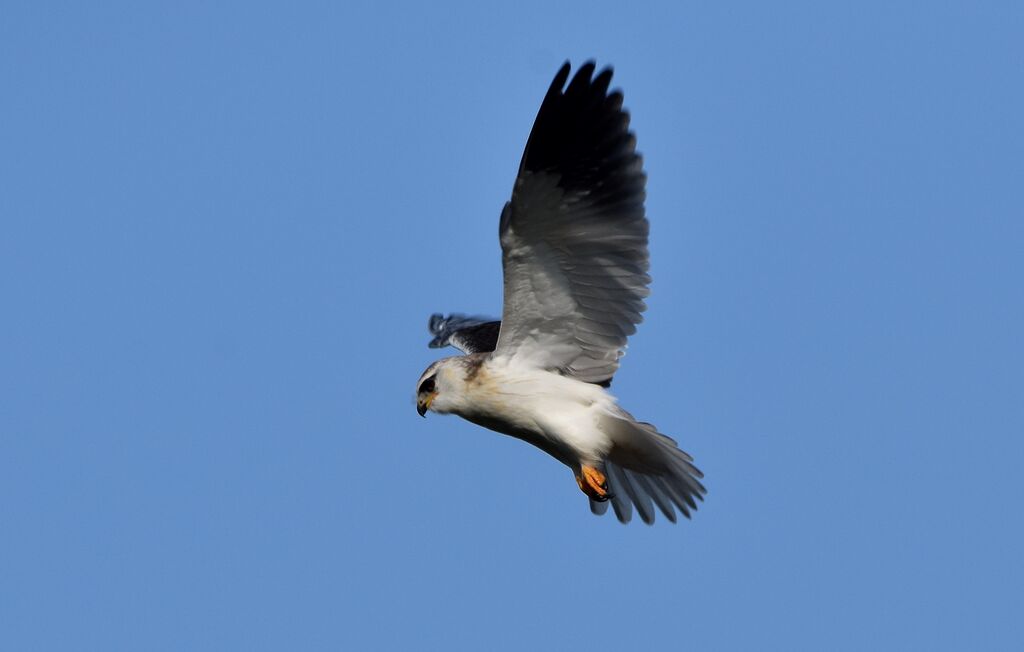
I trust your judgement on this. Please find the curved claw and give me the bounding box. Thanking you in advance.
[575,465,611,502]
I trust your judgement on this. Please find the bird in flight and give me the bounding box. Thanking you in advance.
[415,61,705,524]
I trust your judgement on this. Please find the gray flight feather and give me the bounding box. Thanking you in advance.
[494,61,649,386]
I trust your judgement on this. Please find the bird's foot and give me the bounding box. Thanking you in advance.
[576,465,610,502]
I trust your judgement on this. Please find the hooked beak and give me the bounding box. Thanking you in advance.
[416,393,435,418]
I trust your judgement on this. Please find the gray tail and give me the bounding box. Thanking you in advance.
[595,417,706,525]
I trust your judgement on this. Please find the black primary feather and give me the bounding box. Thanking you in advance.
[517,60,645,219]
[496,60,647,387]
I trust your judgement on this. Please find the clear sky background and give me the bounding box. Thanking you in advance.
[2,2,1022,650]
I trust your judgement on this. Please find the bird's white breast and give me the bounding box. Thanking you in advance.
[458,357,617,460]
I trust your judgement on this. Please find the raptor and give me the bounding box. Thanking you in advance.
[416,62,705,524]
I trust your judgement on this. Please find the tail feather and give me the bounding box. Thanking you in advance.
[617,466,657,525]
[604,464,631,520]
[596,414,707,525]
[631,472,677,523]
[606,476,634,523]
[655,476,692,519]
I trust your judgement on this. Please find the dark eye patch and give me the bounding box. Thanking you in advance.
[418,375,436,394]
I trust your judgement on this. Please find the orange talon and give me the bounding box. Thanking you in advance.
[576,465,610,501]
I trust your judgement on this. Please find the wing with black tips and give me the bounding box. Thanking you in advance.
[494,61,649,385]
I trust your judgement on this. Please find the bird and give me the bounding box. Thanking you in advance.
[415,61,705,524]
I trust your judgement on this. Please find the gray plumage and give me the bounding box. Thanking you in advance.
[417,62,705,525]
[495,61,649,385]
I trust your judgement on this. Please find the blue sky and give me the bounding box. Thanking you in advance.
[2,1,1022,650]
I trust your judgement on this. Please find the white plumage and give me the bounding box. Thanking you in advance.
[431,356,615,459]
[416,62,705,524]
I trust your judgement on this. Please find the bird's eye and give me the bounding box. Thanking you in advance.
[419,375,436,394]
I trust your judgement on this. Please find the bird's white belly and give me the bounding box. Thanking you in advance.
[462,362,615,461]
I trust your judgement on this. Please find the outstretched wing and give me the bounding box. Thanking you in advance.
[494,61,649,385]
[427,313,501,354]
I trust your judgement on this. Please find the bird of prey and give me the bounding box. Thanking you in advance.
[415,61,705,524]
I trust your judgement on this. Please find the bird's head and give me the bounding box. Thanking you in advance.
[415,357,467,417]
